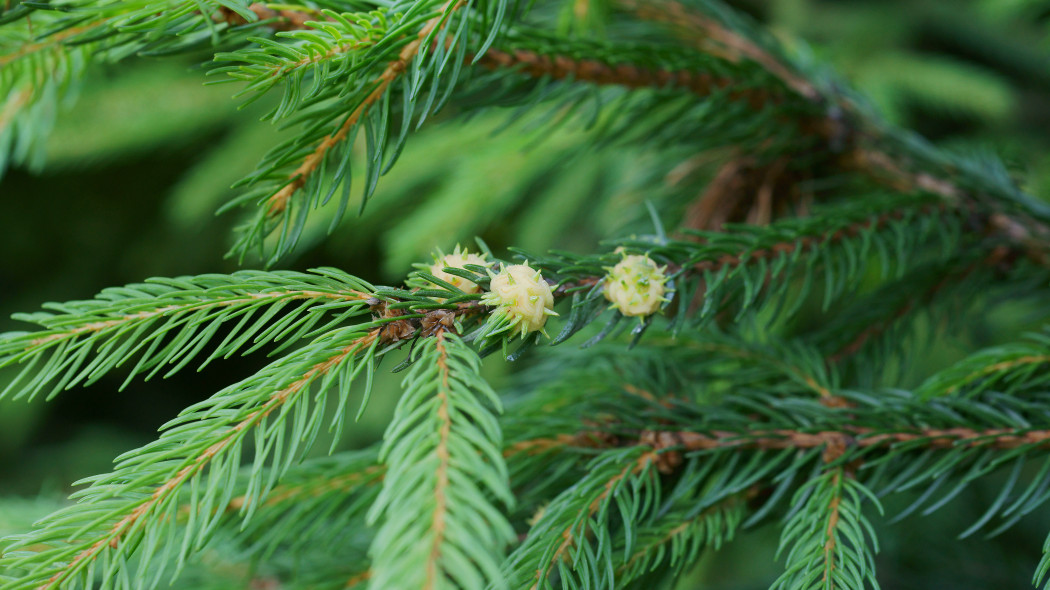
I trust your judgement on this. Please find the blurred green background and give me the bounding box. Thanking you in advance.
[2,0,1050,587]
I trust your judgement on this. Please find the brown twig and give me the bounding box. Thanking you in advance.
[470,46,781,110]
[215,2,328,31]
[344,569,372,588]
[643,426,1050,454]
[504,431,617,457]
[622,0,821,101]
[509,424,1050,476]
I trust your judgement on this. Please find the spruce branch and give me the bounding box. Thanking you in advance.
[613,493,746,588]
[367,330,514,590]
[916,331,1050,399]
[533,193,965,342]
[214,10,385,103]
[214,2,328,31]
[453,27,809,165]
[0,0,258,174]
[504,446,658,589]
[1,24,93,69]
[641,427,1050,453]
[0,270,374,402]
[5,0,1050,587]
[774,469,881,590]
[0,326,382,590]
[504,432,609,457]
[214,448,384,563]
[259,3,462,216]
[231,0,468,263]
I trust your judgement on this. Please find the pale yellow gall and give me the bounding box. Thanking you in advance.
[428,246,489,293]
[603,253,669,317]
[480,263,557,337]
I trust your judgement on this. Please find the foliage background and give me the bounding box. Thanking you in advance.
[2,0,1050,587]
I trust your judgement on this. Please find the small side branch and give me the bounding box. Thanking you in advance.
[222,464,385,514]
[25,289,368,348]
[529,451,656,589]
[822,470,845,587]
[691,204,938,274]
[616,493,745,577]
[266,0,464,217]
[825,247,1017,365]
[0,22,102,68]
[425,330,453,590]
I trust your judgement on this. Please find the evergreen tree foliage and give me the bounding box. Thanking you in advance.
[3,0,1050,588]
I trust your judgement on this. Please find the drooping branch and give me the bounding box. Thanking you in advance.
[690,204,942,274]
